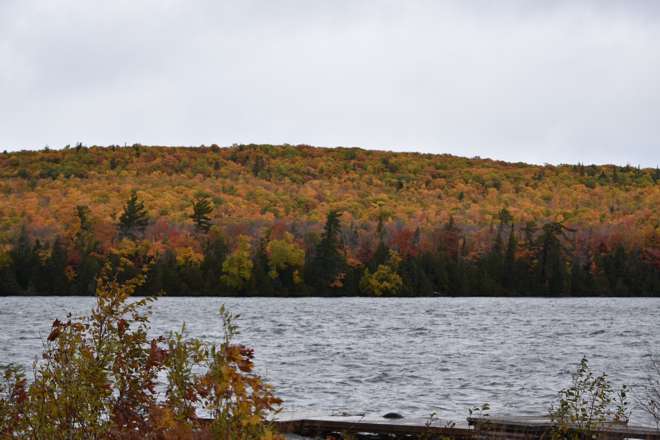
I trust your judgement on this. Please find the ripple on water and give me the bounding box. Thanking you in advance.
[0,296,659,425]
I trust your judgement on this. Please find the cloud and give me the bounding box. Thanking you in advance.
[1,0,659,166]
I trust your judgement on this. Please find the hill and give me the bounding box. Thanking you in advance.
[0,144,658,296]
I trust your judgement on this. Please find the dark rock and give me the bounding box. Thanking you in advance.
[382,412,404,419]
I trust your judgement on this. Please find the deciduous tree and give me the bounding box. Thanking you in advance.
[221,235,253,291]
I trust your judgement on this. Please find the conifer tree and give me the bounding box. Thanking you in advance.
[71,205,101,295]
[503,223,517,290]
[10,225,35,291]
[190,194,213,233]
[307,210,346,293]
[118,191,149,240]
[45,237,69,295]
[536,222,572,294]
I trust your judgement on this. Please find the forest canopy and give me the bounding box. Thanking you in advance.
[0,143,658,296]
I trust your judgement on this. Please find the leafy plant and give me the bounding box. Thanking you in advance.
[0,265,283,439]
[359,250,403,296]
[637,353,660,429]
[266,232,305,285]
[0,365,27,437]
[466,403,490,419]
[221,235,254,291]
[420,411,455,440]
[549,357,629,439]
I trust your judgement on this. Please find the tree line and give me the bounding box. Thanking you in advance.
[0,192,658,296]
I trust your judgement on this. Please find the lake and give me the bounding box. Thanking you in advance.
[1,297,659,425]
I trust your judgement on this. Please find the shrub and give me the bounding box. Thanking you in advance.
[549,357,629,439]
[0,265,282,439]
[637,354,660,429]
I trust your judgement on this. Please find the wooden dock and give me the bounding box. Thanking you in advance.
[272,415,660,440]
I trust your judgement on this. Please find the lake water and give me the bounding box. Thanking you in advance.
[1,297,659,425]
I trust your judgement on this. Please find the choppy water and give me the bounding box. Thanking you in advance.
[1,297,659,425]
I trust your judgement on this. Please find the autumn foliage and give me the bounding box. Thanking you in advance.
[0,143,658,296]
[0,265,283,439]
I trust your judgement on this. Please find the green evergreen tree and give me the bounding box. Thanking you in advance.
[600,244,629,294]
[503,223,517,291]
[76,205,93,233]
[306,210,346,294]
[118,191,149,240]
[10,225,36,292]
[536,222,572,294]
[201,235,229,294]
[570,257,594,296]
[71,205,100,296]
[44,237,69,295]
[190,194,213,233]
[252,155,267,177]
[0,254,20,295]
[248,239,275,296]
[73,254,100,296]
[146,249,181,295]
[370,240,390,271]
[482,208,513,293]
[75,205,98,254]
[399,256,434,296]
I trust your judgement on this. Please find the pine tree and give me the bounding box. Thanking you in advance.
[252,155,267,177]
[306,210,346,294]
[71,205,100,295]
[75,205,98,253]
[10,225,36,292]
[45,237,69,295]
[503,223,517,291]
[190,195,213,233]
[536,222,572,294]
[118,191,149,240]
[249,238,275,296]
[201,235,229,294]
[483,208,512,293]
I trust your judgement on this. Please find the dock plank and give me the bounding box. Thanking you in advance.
[272,416,660,440]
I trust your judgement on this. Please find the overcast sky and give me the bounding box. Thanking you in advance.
[1,1,659,166]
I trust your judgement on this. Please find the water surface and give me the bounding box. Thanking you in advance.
[1,297,658,424]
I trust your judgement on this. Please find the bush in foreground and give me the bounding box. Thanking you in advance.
[549,357,629,439]
[638,354,660,429]
[0,266,282,439]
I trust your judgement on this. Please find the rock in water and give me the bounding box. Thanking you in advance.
[382,412,404,419]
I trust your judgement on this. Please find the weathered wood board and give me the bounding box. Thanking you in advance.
[272,416,660,440]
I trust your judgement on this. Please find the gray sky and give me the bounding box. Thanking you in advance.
[1,1,659,166]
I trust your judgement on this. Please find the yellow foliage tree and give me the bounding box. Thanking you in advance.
[266,232,305,284]
[221,235,253,290]
[359,250,403,296]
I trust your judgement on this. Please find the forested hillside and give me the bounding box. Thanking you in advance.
[0,144,658,296]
